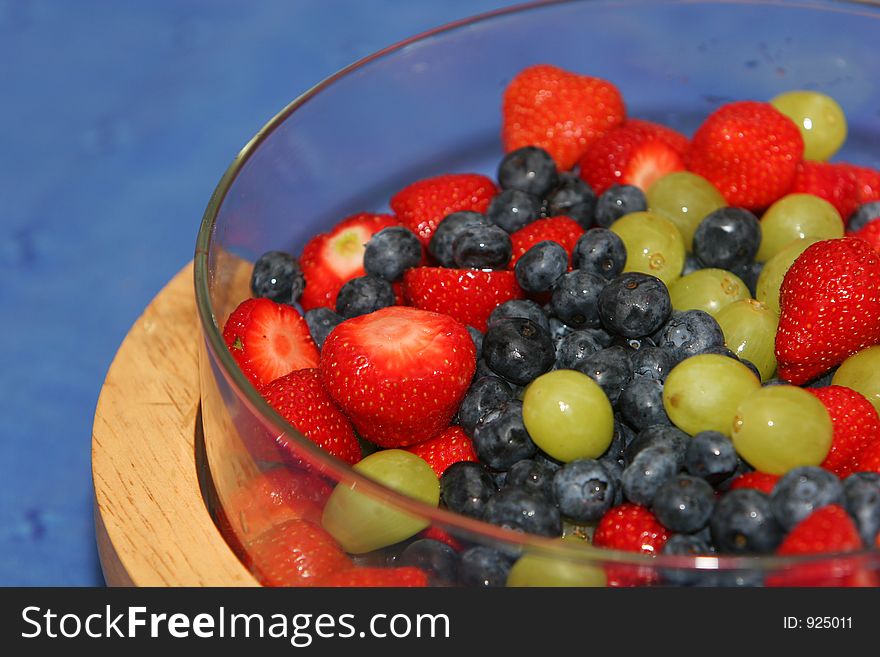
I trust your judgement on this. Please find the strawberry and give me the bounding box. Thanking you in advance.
[850,164,880,208]
[501,64,626,170]
[314,567,428,587]
[401,267,524,331]
[776,238,880,384]
[319,306,476,447]
[849,218,880,254]
[508,216,584,268]
[260,368,362,465]
[855,439,880,474]
[687,101,804,209]
[299,212,399,311]
[223,297,319,388]
[789,161,859,219]
[245,519,352,587]
[807,386,880,478]
[404,426,478,477]
[390,173,497,246]
[625,118,691,155]
[728,471,780,495]
[593,503,668,587]
[578,121,686,195]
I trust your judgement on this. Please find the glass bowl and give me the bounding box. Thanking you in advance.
[195,0,880,587]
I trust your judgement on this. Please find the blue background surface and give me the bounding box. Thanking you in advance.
[1,0,514,586]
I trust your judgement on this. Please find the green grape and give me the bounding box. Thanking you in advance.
[755,238,819,315]
[506,538,606,587]
[832,346,880,414]
[771,90,847,162]
[321,449,439,554]
[646,171,727,250]
[731,385,833,475]
[714,299,779,381]
[668,268,750,316]
[663,354,761,436]
[609,211,686,286]
[522,369,614,462]
[756,194,842,262]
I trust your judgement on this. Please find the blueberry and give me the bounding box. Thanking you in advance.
[598,272,672,338]
[576,346,633,405]
[653,310,725,364]
[693,207,761,270]
[733,260,763,298]
[553,459,618,522]
[555,329,604,370]
[487,188,542,233]
[847,200,880,232]
[363,226,423,281]
[473,357,497,382]
[514,241,568,293]
[429,211,487,267]
[335,274,395,318]
[597,455,625,506]
[572,228,627,280]
[594,184,647,228]
[251,250,304,304]
[611,335,656,352]
[770,466,843,531]
[843,474,880,546]
[549,316,575,345]
[464,326,484,360]
[681,254,702,277]
[624,424,689,467]
[602,418,635,465]
[472,400,537,470]
[482,487,562,536]
[550,270,606,329]
[630,346,676,382]
[661,533,715,586]
[452,224,512,269]
[504,459,556,503]
[458,376,513,436]
[440,461,497,518]
[546,173,596,228]
[805,367,838,389]
[497,146,559,197]
[710,489,782,554]
[458,547,512,587]
[399,539,459,586]
[621,444,681,506]
[685,431,738,485]
[304,307,343,348]
[483,318,555,385]
[488,299,551,335]
[618,377,670,430]
[652,474,715,533]
[739,358,761,381]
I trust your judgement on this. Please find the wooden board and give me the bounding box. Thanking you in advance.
[92,262,259,586]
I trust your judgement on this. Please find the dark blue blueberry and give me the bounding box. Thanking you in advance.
[612,335,656,352]
[399,539,459,586]
[693,207,761,270]
[483,318,555,385]
[472,400,537,470]
[710,489,783,554]
[598,272,672,338]
[602,419,635,465]
[652,474,715,533]
[847,200,880,232]
[576,346,632,405]
[549,316,575,345]
[594,184,647,228]
[514,240,568,293]
[733,260,763,298]
[598,456,625,506]
[488,299,551,335]
[572,228,627,280]
[685,431,738,485]
[624,424,689,467]
[452,223,512,269]
[843,474,880,546]
[457,376,514,437]
[550,270,606,329]
[770,466,843,531]
[555,329,604,370]
[653,310,725,364]
[486,188,542,233]
[429,211,487,267]
[534,450,563,472]
[304,307,343,349]
[762,378,788,387]
[805,367,838,389]
[363,226,422,281]
[482,487,562,536]
[497,146,559,197]
[504,459,556,503]
[739,358,761,381]
[553,459,618,522]
[251,250,304,304]
[466,325,483,360]
[458,547,512,587]
[440,461,497,518]
[703,344,738,360]
[335,274,395,318]
[630,346,676,382]
[621,445,681,506]
[661,533,715,586]
[546,173,596,228]
[618,377,670,431]
[681,254,702,277]
[473,357,497,382]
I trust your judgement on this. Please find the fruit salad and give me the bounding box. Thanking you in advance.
[219,64,880,588]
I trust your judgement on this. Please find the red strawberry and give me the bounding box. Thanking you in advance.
[401,267,524,331]
[404,426,478,477]
[776,238,880,384]
[508,216,584,268]
[593,503,668,587]
[855,439,880,474]
[625,118,690,155]
[728,471,780,495]
[789,161,859,219]
[320,306,476,447]
[687,101,804,209]
[390,174,497,246]
[223,297,319,388]
[299,212,399,311]
[578,121,686,195]
[807,386,880,478]
[850,164,880,208]
[502,64,626,170]
[849,218,880,254]
[260,368,362,465]
[246,519,352,587]
[314,567,428,588]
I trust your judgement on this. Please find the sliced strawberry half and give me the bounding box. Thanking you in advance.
[223,297,319,388]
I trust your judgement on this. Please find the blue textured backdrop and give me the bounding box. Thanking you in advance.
[0,0,514,586]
